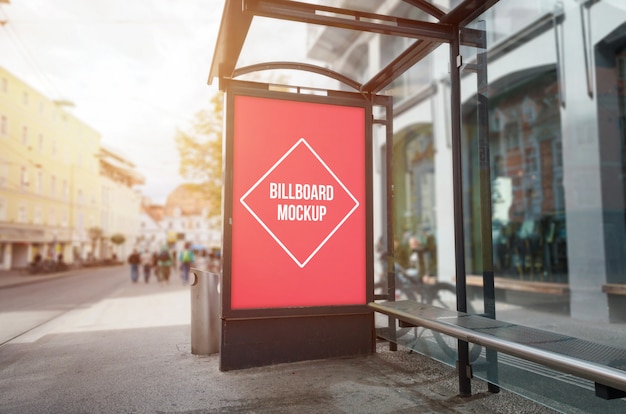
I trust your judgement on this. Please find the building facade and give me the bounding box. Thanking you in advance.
[0,66,143,269]
[98,147,145,261]
[136,185,221,265]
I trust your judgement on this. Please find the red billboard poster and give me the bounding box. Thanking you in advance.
[230,92,367,309]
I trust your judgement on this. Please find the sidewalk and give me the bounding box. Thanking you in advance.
[0,274,557,413]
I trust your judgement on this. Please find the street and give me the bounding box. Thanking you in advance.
[0,267,131,345]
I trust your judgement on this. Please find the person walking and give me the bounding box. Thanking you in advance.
[151,251,159,281]
[141,249,153,283]
[127,249,141,283]
[157,247,173,286]
[179,242,195,285]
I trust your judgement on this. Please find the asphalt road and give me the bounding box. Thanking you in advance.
[0,266,130,345]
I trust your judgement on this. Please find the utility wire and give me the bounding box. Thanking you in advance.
[0,9,65,100]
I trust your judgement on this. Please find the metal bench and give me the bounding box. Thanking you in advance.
[369,300,626,400]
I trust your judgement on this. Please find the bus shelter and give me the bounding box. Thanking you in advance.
[208,0,498,396]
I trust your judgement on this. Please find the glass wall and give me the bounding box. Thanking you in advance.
[457,0,626,411]
[377,0,626,411]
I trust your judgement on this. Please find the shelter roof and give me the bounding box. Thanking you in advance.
[209,0,497,94]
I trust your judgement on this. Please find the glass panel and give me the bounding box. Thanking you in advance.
[458,0,626,411]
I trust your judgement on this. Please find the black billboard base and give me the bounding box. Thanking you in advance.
[219,312,375,371]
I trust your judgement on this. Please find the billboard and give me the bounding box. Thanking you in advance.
[225,85,370,311]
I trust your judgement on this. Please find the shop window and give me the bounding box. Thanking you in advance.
[464,66,566,282]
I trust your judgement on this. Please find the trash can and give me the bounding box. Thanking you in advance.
[190,268,221,355]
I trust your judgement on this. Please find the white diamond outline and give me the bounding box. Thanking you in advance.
[240,137,360,268]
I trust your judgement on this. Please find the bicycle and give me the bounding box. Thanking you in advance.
[374,263,482,362]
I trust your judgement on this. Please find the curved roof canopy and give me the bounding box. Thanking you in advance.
[208,0,496,93]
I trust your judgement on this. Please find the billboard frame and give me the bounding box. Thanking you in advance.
[219,79,375,370]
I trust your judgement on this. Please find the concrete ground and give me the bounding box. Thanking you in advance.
[0,268,560,413]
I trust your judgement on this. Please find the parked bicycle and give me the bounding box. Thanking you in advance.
[375,262,482,362]
[22,259,69,275]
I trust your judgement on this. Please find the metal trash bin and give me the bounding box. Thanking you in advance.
[190,268,221,355]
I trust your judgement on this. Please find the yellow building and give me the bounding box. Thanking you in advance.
[98,147,144,261]
[0,66,142,270]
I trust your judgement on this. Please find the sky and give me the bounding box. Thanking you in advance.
[0,0,225,204]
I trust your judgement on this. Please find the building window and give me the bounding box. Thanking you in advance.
[50,175,57,197]
[36,169,43,194]
[21,126,28,146]
[77,211,84,231]
[504,121,519,151]
[1,77,7,93]
[38,134,44,152]
[0,159,6,188]
[0,197,6,221]
[18,204,27,223]
[34,206,42,224]
[0,115,7,137]
[49,208,56,226]
[52,140,57,158]
[22,91,28,105]
[62,179,69,200]
[20,166,28,190]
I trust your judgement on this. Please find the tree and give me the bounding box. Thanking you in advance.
[110,233,126,246]
[175,93,223,218]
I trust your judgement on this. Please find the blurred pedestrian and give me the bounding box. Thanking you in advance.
[157,247,173,285]
[141,250,153,283]
[179,242,195,285]
[151,251,159,280]
[127,249,141,283]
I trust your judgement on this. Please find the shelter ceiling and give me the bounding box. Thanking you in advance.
[209,0,499,93]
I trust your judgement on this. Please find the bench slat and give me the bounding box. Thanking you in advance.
[369,300,626,393]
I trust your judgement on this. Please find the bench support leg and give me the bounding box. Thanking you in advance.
[595,383,626,400]
[457,340,472,396]
[486,348,500,393]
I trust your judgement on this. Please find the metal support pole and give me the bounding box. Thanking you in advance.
[383,96,397,352]
[450,26,472,397]
[476,20,500,394]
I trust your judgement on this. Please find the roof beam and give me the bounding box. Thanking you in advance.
[208,0,253,85]
[402,0,446,20]
[362,0,498,94]
[244,0,455,43]
[362,39,440,94]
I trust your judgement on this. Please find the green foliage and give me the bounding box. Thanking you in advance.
[110,233,126,245]
[175,93,223,218]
